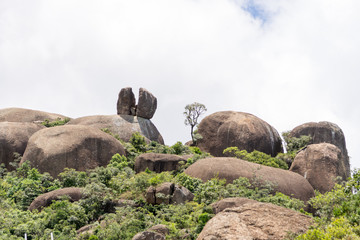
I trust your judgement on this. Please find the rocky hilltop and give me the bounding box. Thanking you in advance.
[0,88,352,239]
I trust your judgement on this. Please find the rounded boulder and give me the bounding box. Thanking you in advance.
[68,114,164,144]
[21,125,126,177]
[197,201,312,240]
[184,157,315,202]
[289,121,350,178]
[290,143,347,193]
[135,153,191,173]
[29,187,83,211]
[0,107,69,123]
[0,122,44,170]
[197,111,282,157]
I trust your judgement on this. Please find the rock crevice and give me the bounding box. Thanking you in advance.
[116,87,157,120]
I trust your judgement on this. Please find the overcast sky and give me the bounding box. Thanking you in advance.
[1,0,359,169]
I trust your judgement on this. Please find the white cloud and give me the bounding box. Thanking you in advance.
[1,0,359,168]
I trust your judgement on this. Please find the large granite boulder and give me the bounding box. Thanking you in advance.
[67,114,164,144]
[197,201,312,240]
[0,122,44,170]
[21,125,126,177]
[29,187,83,211]
[117,87,136,115]
[289,121,350,179]
[197,111,282,157]
[136,88,157,119]
[290,143,347,193]
[134,153,191,173]
[0,107,69,123]
[146,182,194,205]
[184,157,315,202]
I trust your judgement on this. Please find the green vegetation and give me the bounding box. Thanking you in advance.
[1,131,359,239]
[289,170,360,239]
[223,147,289,169]
[42,118,71,127]
[280,132,312,167]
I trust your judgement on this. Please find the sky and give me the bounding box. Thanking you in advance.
[1,0,359,169]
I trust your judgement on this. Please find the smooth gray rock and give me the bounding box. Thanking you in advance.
[136,88,157,119]
[117,87,136,115]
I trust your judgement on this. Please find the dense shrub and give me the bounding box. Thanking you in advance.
[42,118,70,127]
[223,147,288,169]
[4,132,358,239]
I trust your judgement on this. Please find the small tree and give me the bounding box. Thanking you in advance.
[184,102,207,144]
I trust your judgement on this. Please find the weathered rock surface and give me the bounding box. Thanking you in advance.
[135,153,191,173]
[147,225,169,236]
[0,122,44,170]
[21,125,126,177]
[29,187,83,211]
[184,157,315,202]
[117,87,136,115]
[132,231,165,240]
[211,197,258,214]
[197,201,312,240]
[68,114,164,144]
[146,182,194,205]
[0,107,69,123]
[136,88,157,119]
[132,225,169,240]
[197,111,282,157]
[290,143,346,193]
[289,121,350,179]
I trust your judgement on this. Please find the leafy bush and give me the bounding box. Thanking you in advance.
[290,169,360,239]
[8,140,360,240]
[1,162,60,210]
[296,217,360,240]
[130,132,147,153]
[223,147,288,169]
[42,118,70,127]
[58,168,88,188]
[282,131,312,153]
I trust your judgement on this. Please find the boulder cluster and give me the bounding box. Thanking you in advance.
[193,111,350,196]
[0,89,352,239]
[0,88,163,177]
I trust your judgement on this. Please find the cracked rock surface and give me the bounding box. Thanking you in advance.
[197,201,312,240]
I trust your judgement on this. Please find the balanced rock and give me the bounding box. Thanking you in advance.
[289,121,350,178]
[290,143,346,193]
[0,122,44,170]
[68,115,164,144]
[146,182,194,205]
[117,87,136,115]
[0,107,69,123]
[29,187,83,211]
[197,111,282,157]
[211,197,258,214]
[197,201,312,240]
[135,153,191,173]
[21,125,126,177]
[184,157,315,202]
[136,88,157,119]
